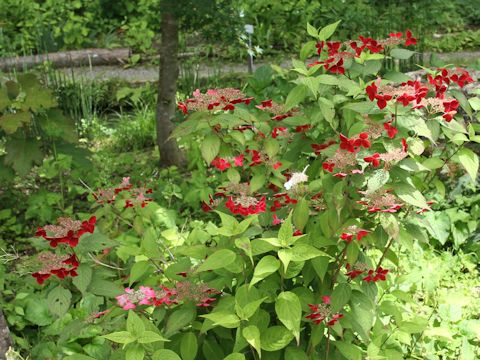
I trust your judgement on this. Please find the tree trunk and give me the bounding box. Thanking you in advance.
[156,10,186,168]
[0,310,12,359]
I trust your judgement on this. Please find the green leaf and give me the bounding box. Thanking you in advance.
[318,20,341,41]
[334,342,362,360]
[275,292,302,344]
[383,71,411,83]
[103,331,136,344]
[285,347,309,360]
[250,255,280,288]
[300,41,316,61]
[243,325,262,357]
[129,261,150,286]
[224,354,246,360]
[390,48,416,60]
[330,283,351,313]
[197,249,237,272]
[367,169,390,193]
[201,134,221,164]
[306,23,318,38]
[47,287,71,318]
[316,74,339,85]
[25,298,53,326]
[165,306,196,337]
[87,278,123,298]
[72,264,92,294]
[0,112,31,134]
[394,183,429,209]
[250,172,266,193]
[180,332,198,360]
[319,97,336,129]
[285,84,308,110]
[200,311,241,328]
[399,318,428,333]
[152,349,182,360]
[278,212,294,246]
[127,310,145,338]
[457,147,478,182]
[469,97,480,111]
[4,138,43,176]
[290,244,329,261]
[137,330,168,343]
[261,326,294,351]
[125,344,145,360]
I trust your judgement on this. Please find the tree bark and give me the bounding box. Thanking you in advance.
[0,310,12,359]
[0,48,131,72]
[156,10,186,168]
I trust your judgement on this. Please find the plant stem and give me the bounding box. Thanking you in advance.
[325,327,331,360]
[52,142,65,210]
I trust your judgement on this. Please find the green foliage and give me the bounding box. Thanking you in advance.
[2,22,480,360]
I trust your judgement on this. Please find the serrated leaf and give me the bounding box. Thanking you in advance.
[394,183,429,209]
[72,264,92,294]
[127,310,145,337]
[391,48,416,60]
[457,147,478,182]
[201,311,240,328]
[318,20,341,41]
[285,84,308,110]
[250,255,280,288]
[129,261,150,286]
[137,330,168,343]
[275,292,302,344]
[197,249,237,272]
[152,349,182,360]
[103,331,136,344]
[201,134,221,164]
[4,138,43,176]
[330,283,351,313]
[261,326,294,351]
[180,332,198,360]
[0,112,31,134]
[293,198,309,231]
[165,306,196,337]
[243,325,262,357]
[125,344,145,360]
[47,287,71,318]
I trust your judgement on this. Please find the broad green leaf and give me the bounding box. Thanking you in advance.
[25,298,53,326]
[384,71,411,83]
[319,97,336,129]
[125,344,145,360]
[137,330,168,343]
[457,147,479,182]
[47,287,71,318]
[4,138,43,176]
[469,97,480,111]
[390,48,416,59]
[250,255,280,288]
[250,172,266,193]
[72,264,92,294]
[197,249,237,272]
[261,326,294,351]
[103,331,136,344]
[200,311,241,328]
[165,306,196,337]
[285,347,309,360]
[285,84,308,110]
[224,354,246,360]
[180,332,198,360]
[306,23,318,38]
[275,292,302,343]
[152,349,182,360]
[316,74,339,85]
[399,318,428,333]
[318,20,341,41]
[0,112,30,134]
[367,169,390,193]
[290,244,329,261]
[201,134,221,164]
[127,310,145,337]
[394,183,429,209]
[330,283,351,313]
[278,212,294,246]
[278,249,293,272]
[300,40,316,61]
[239,297,268,319]
[243,325,262,357]
[334,342,362,360]
[87,278,123,298]
[129,261,150,286]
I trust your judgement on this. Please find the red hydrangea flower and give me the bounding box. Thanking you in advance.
[306,295,343,326]
[364,153,381,167]
[384,121,398,139]
[211,157,231,171]
[363,267,389,282]
[405,30,417,46]
[226,196,266,216]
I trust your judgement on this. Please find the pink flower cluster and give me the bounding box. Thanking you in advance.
[116,282,220,310]
[178,88,253,114]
